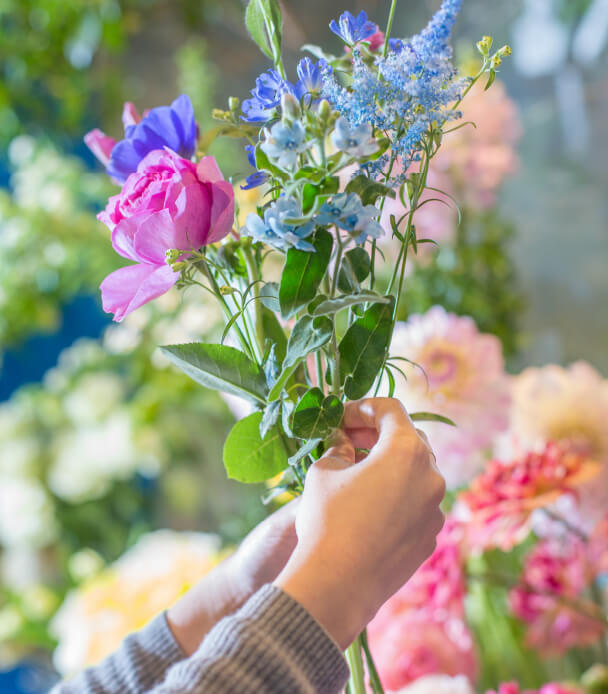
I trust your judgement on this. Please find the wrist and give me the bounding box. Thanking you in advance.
[273,548,372,650]
[166,556,242,656]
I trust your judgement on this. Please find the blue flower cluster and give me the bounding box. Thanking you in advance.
[322,0,465,181]
[242,58,329,124]
[243,192,384,252]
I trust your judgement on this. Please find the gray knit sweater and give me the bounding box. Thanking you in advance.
[51,584,350,694]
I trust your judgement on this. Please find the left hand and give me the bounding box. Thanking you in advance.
[167,500,299,655]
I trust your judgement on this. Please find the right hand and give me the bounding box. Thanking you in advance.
[274,397,446,649]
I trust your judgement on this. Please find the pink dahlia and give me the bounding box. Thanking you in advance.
[368,612,477,691]
[387,307,510,488]
[368,521,475,691]
[459,442,599,551]
[509,362,608,530]
[509,534,606,654]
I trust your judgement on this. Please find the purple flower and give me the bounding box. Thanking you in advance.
[329,11,378,45]
[241,70,296,123]
[241,145,269,190]
[106,95,197,184]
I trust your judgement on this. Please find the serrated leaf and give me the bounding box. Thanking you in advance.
[268,315,333,401]
[410,412,456,426]
[279,229,333,318]
[245,0,283,66]
[223,412,288,483]
[161,343,268,403]
[291,388,344,439]
[339,299,395,400]
[312,292,391,316]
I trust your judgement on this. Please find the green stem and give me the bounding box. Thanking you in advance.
[242,244,265,360]
[345,637,366,694]
[383,0,399,58]
[361,629,385,693]
[197,260,253,360]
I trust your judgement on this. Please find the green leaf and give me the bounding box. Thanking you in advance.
[485,69,496,91]
[279,229,333,319]
[291,388,344,439]
[261,306,287,362]
[312,292,391,316]
[345,174,396,206]
[288,437,322,466]
[339,299,395,400]
[268,315,333,401]
[260,399,281,439]
[410,412,456,427]
[223,412,288,483]
[259,282,280,311]
[338,247,371,292]
[245,0,283,66]
[161,343,267,404]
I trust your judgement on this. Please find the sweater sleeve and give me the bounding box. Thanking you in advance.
[150,584,350,694]
[49,612,185,694]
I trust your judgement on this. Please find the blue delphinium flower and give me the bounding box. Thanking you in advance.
[243,197,315,251]
[295,58,329,102]
[388,38,405,54]
[261,121,310,168]
[329,11,378,45]
[331,117,379,158]
[317,193,384,243]
[241,145,269,190]
[241,70,296,123]
[107,94,197,184]
[322,0,464,182]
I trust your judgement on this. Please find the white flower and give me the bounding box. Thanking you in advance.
[63,372,125,425]
[393,675,475,694]
[0,477,57,548]
[49,412,137,503]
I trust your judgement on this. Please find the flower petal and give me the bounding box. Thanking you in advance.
[100,262,178,322]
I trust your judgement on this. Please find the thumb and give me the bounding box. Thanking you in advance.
[313,428,355,471]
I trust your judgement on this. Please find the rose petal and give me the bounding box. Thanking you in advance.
[207,180,235,243]
[132,209,179,265]
[100,262,178,322]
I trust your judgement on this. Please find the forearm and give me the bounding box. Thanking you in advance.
[152,585,350,694]
[50,613,185,694]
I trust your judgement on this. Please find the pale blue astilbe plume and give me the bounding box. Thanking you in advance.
[323,0,466,183]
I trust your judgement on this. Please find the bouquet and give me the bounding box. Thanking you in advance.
[85,0,512,690]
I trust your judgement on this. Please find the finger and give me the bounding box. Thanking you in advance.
[343,398,416,442]
[415,428,439,471]
[344,427,378,452]
[322,428,356,466]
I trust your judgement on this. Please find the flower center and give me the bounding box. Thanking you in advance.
[347,138,359,148]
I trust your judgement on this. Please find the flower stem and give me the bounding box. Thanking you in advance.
[383,0,399,58]
[345,637,366,694]
[242,244,265,360]
[361,628,385,693]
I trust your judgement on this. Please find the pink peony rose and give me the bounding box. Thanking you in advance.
[99,150,234,322]
[486,683,582,694]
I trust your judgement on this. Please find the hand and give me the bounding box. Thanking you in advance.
[167,500,299,655]
[274,397,445,649]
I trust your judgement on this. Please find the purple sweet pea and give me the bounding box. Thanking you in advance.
[104,95,197,184]
[329,11,378,45]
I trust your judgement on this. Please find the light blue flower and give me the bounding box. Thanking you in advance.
[243,197,315,252]
[295,58,329,101]
[331,117,379,158]
[317,193,384,243]
[261,121,310,168]
[241,70,297,123]
[329,11,378,45]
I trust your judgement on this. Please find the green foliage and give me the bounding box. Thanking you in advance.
[279,229,333,319]
[160,343,268,404]
[339,299,395,400]
[244,0,283,71]
[338,248,371,293]
[223,411,288,483]
[291,388,343,439]
[312,292,391,316]
[345,175,397,206]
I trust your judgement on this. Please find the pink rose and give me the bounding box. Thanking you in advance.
[99,149,234,321]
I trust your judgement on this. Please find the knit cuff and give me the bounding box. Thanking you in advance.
[237,584,350,693]
[130,612,186,682]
